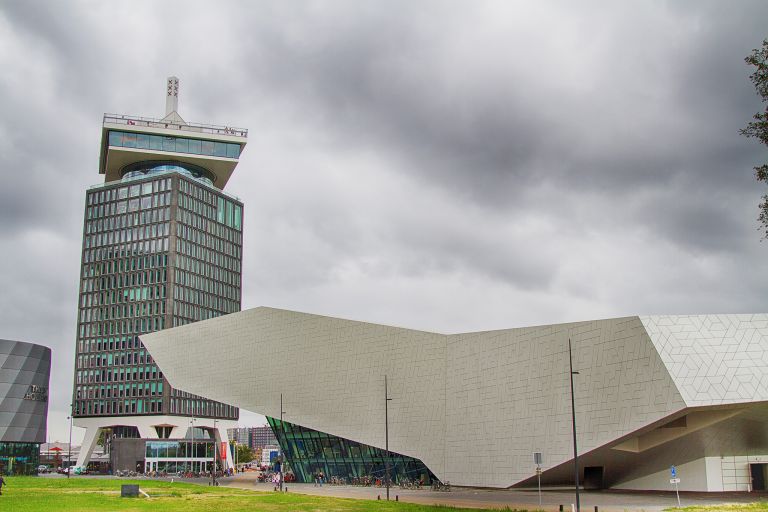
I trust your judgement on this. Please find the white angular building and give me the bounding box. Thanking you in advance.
[141,308,768,491]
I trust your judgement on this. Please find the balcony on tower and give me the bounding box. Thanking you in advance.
[98,113,248,190]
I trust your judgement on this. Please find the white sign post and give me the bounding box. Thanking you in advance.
[670,465,681,507]
[534,452,543,507]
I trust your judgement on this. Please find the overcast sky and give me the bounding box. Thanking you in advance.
[1,1,767,444]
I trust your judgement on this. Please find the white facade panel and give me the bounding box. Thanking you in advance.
[142,308,448,476]
[615,457,708,491]
[705,457,724,492]
[444,317,687,487]
[142,308,768,489]
[640,315,768,406]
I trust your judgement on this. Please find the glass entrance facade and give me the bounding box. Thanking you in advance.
[267,417,436,485]
[0,442,41,475]
[144,440,216,474]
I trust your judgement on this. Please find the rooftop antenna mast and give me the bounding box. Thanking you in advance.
[166,76,179,116]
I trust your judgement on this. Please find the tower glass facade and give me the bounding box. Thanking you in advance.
[73,170,242,419]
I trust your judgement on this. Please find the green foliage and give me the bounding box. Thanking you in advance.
[741,38,768,238]
[236,444,254,463]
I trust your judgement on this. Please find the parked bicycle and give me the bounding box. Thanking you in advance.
[399,478,423,490]
[431,480,451,492]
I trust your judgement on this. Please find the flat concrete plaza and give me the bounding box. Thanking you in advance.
[219,473,768,511]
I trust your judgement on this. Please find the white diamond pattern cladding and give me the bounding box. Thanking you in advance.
[445,317,685,487]
[640,315,768,406]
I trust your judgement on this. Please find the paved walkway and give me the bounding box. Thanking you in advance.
[218,474,768,511]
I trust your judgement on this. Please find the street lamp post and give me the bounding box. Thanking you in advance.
[279,393,286,492]
[385,375,393,501]
[212,419,218,487]
[568,338,581,512]
[190,417,196,474]
[67,404,73,479]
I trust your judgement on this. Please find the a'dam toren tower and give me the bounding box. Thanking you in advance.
[71,78,246,471]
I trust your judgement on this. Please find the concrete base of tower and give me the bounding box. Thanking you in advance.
[74,415,237,471]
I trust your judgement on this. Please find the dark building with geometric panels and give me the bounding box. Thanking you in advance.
[72,77,246,471]
[0,339,51,475]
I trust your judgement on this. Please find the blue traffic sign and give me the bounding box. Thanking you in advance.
[670,465,677,478]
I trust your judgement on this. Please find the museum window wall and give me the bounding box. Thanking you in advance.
[267,417,437,485]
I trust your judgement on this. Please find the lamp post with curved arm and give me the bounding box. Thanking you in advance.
[385,375,393,501]
[212,419,218,487]
[189,417,196,474]
[67,404,73,479]
[279,394,286,492]
[569,338,580,512]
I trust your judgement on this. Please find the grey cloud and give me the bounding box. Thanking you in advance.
[227,1,768,205]
[1,0,768,443]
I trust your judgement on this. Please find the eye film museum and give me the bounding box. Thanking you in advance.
[142,309,768,492]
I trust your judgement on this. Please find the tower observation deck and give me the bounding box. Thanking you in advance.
[99,77,247,189]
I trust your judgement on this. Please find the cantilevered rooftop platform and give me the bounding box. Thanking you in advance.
[97,77,248,189]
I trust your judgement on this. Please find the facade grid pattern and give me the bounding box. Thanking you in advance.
[250,425,278,450]
[72,171,243,421]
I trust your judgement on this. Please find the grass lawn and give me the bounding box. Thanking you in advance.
[671,505,768,512]
[1,476,504,512]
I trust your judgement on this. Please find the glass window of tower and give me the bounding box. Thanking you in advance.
[74,171,242,422]
[107,130,240,159]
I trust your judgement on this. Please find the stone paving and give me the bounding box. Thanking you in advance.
[219,474,768,511]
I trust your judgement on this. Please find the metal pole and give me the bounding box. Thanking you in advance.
[675,480,681,507]
[190,417,195,474]
[280,393,284,492]
[538,466,542,507]
[568,338,580,512]
[385,375,392,501]
[212,419,218,486]
[67,405,73,479]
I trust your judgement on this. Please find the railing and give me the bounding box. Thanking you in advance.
[104,114,248,138]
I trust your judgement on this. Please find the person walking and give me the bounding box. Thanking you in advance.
[0,474,6,495]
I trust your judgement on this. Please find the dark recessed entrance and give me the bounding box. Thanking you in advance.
[751,463,767,491]
[583,466,604,490]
